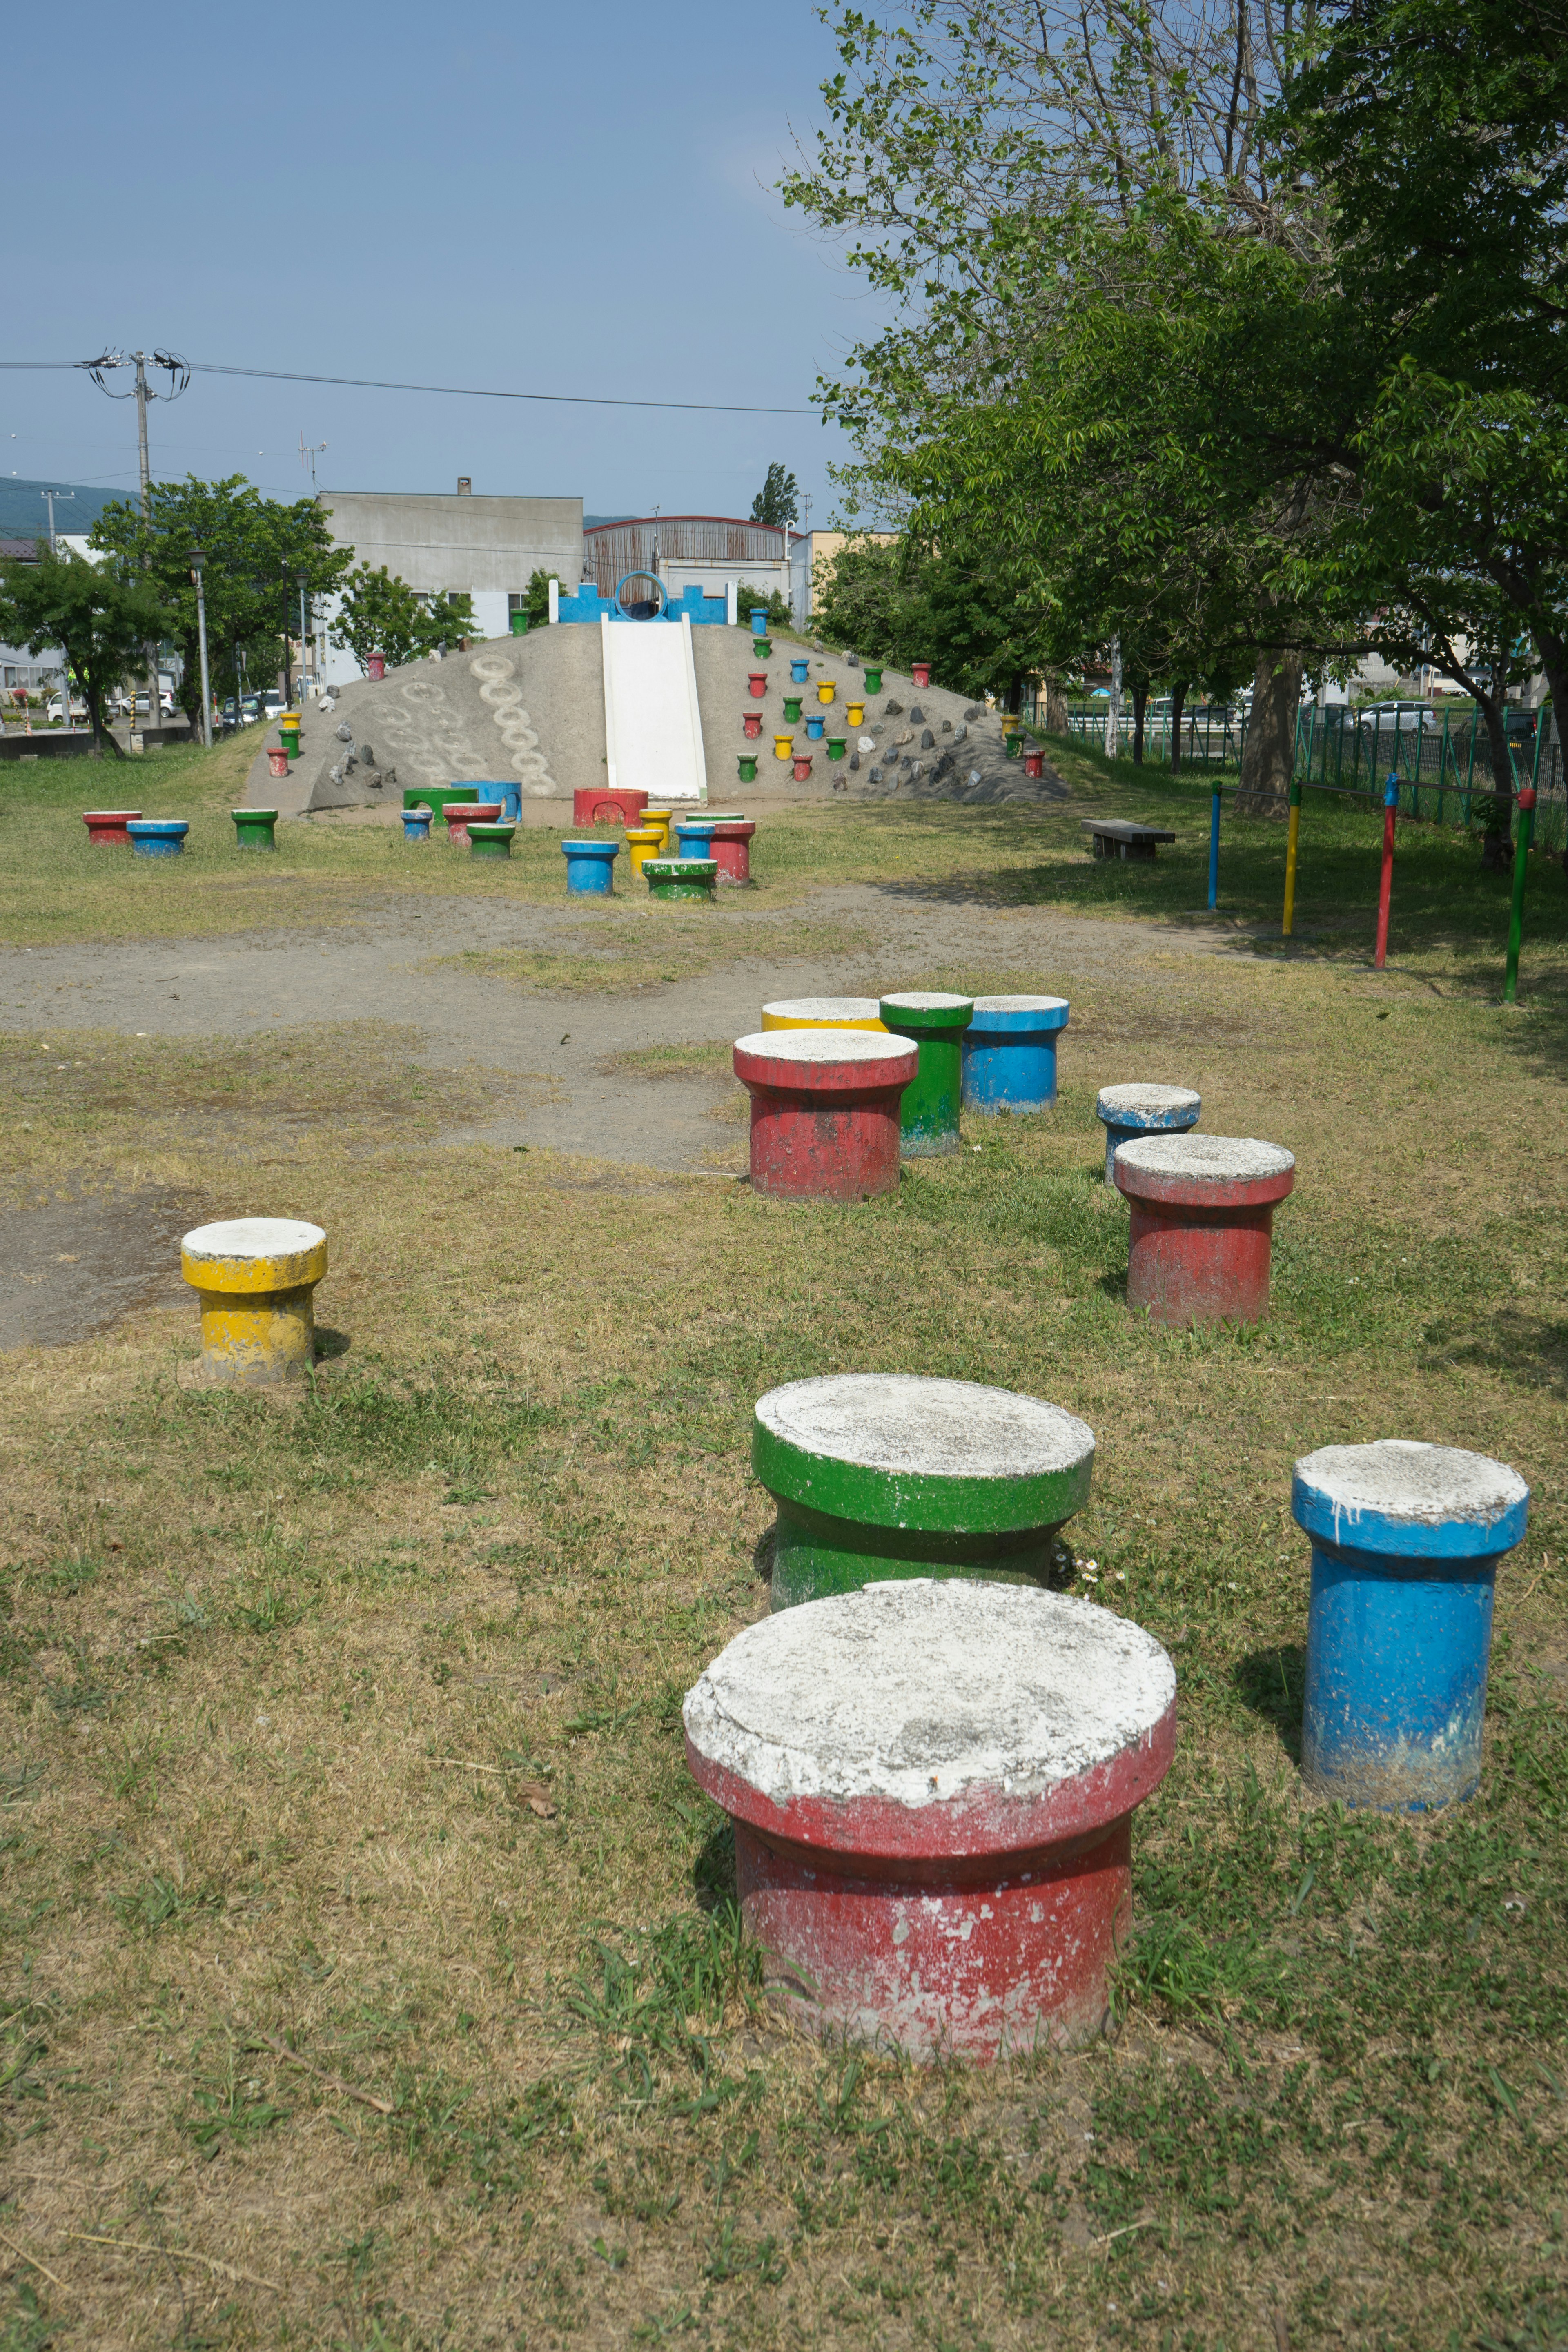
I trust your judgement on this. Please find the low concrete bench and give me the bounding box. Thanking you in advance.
[1082,819,1177,860]
[753,1371,1095,1607]
[682,1578,1176,2059]
[1295,1439,1529,1814]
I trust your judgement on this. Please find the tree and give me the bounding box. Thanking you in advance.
[813,535,1044,704]
[91,476,353,731]
[0,547,170,754]
[328,565,476,675]
[751,463,799,528]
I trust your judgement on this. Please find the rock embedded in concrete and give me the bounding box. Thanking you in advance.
[920,728,935,749]
[964,704,984,721]
[884,698,904,716]
[941,718,953,733]
[909,704,924,723]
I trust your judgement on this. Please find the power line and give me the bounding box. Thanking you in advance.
[0,356,816,417]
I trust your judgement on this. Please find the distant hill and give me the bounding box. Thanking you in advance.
[0,478,122,541]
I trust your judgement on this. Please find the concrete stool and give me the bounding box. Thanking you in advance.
[762,997,886,1034]
[572,786,648,829]
[962,996,1070,1113]
[737,754,759,783]
[709,820,756,885]
[1095,1083,1200,1185]
[468,820,515,860]
[683,1578,1176,2060]
[180,1217,327,1387]
[1295,1440,1529,1813]
[806,715,825,740]
[675,820,717,860]
[624,824,662,881]
[402,807,433,842]
[82,810,140,847]
[403,786,478,820]
[232,807,278,850]
[645,857,716,902]
[127,820,189,859]
[444,800,501,846]
[1115,1135,1295,1325]
[773,732,793,762]
[748,671,769,700]
[742,712,763,741]
[734,1029,916,1202]
[642,807,673,852]
[879,993,973,1156]
[791,754,813,781]
[789,657,810,684]
[754,1372,1095,1607]
[562,838,620,895]
[267,747,290,778]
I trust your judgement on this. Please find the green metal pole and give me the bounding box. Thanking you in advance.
[1464,699,1478,824]
[1503,787,1536,1003]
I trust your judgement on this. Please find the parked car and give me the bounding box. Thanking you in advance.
[45,696,87,724]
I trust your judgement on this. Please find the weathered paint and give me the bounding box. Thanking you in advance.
[624,825,663,880]
[789,658,810,684]
[443,800,501,846]
[571,786,649,830]
[402,808,433,842]
[684,1579,1175,2060]
[231,807,279,851]
[674,821,718,860]
[737,754,759,782]
[879,993,974,1156]
[1114,1134,1295,1325]
[402,786,479,818]
[468,821,515,860]
[1095,1083,1201,1185]
[82,811,141,847]
[1294,1439,1529,1812]
[180,1216,327,1387]
[645,856,717,902]
[783,696,804,723]
[761,997,886,1034]
[267,747,290,777]
[708,820,757,885]
[862,668,884,694]
[641,808,673,852]
[826,736,847,762]
[748,672,769,700]
[742,711,763,740]
[961,996,1070,1113]
[753,1372,1094,1607]
[126,820,189,859]
[752,637,773,659]
[734,1029,915,1205]
[806,715,826,740]
[911,662,931,688]
[562,838,621,895]
[792,755,813,781]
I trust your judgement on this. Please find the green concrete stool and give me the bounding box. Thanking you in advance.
[232,806,278,850]
[879,992,973,1156]
[754,1372,1095,1608]
[645,857,717,902]
[468,821,516,860]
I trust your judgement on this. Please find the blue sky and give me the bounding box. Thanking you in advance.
[3,2,880,522]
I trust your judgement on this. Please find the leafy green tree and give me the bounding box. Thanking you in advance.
[0,547,171,753]
[329,564,476,675]
[735,580,793,629]
[91,476,352,733]
[522,568,557,629]
[751,464,799,528]
[813,536,1041,705]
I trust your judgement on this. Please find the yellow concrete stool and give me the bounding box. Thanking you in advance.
[642,807,673,853]
[625,824,663,880]
[181,1217,328,1386]
[762,996,888,1033]
[817,679,836,704]
[846,701,866,728]
[773,732,794,761]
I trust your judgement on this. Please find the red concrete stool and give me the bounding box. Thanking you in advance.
[708,820,756,885]
[733,1029,918,1202]
[82,810,141,846]
[444,799,501,845]
[684,1578,1176,2060]
[572,786,648,830]
[1115,1134,1296,1325]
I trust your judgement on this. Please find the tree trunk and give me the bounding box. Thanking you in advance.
[1131,680,1148,765]
[1042,673,1069,735]
[1005,674,1023,715]
[1235,649,1303,817]
[1168,679,1189,775]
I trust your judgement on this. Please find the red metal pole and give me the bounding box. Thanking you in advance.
[1374,771,1398,969]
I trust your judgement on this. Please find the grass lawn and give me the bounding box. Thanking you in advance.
[0,730,1564,2350]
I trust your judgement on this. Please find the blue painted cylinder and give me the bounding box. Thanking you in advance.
[789,657,810,684]
[750,608,767,636]
[675,822,717,860]
[402,808,432,842]
[961,995,1070,1112]
[561,837,621,895]
[490,780,523,822]
[1095,1083,1201,1185]
[806,714,825,740]
[1294,1440,1529,1813]
[126,819,189,859]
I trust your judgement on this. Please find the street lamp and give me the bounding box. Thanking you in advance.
[189,548,213,750]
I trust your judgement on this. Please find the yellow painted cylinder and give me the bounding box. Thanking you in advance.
[1283,799,1302,936]
[761,997,888,1033]
[180,1216,327,1387]
[817,680,835,704]
[625,824,663,878]
[641,807,673,852]
[846,702,865,728]
[773,733,793,761]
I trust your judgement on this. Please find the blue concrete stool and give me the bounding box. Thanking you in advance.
[1095,1083,1200,1186]
[789,657,810,685]
[750,608,768,637]
[126,819,189,859]
[402,808,433,842]
[805,714,826,740]
[490,780,523,822]
[675,821,717,860]
[1295,1440,1529,1813]
[561,838,620,895]
[962,996,1070,1114]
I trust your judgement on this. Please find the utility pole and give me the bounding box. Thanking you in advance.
[79,347,188,741]
[40,488,74,552]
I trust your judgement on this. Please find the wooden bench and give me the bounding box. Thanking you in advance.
[1081,819,1177,860]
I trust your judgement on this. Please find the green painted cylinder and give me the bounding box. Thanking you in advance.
[644,857,717,902]
[231,806,279,850]
[879,991,973,1155]
[753,1373,1095,1609]
[468,821,516,859]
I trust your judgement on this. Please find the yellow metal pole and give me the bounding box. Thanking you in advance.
[1282,778,1303,936]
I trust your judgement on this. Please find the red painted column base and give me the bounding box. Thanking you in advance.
[1125,1197,1276,1325]
[747,1088,904,1201]
[572,786,649,829]
[736,1817,1131,2060]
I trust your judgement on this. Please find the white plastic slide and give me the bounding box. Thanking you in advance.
[601,614,708,806]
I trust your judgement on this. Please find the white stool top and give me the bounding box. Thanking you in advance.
[1096,1084,1200,1120]
[735,1030,913,1069]
[1295,1440,1528,1529]
[756,1372,1092,1479]
[882,991,972,1012]
[1116,1135,1293,1183]
[684,1579,1174,1808]
[763,997,884,1025]
[182,1218,326,1263]
[971,994,1069,1014]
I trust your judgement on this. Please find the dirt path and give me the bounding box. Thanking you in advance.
[0,884,1238,1171]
